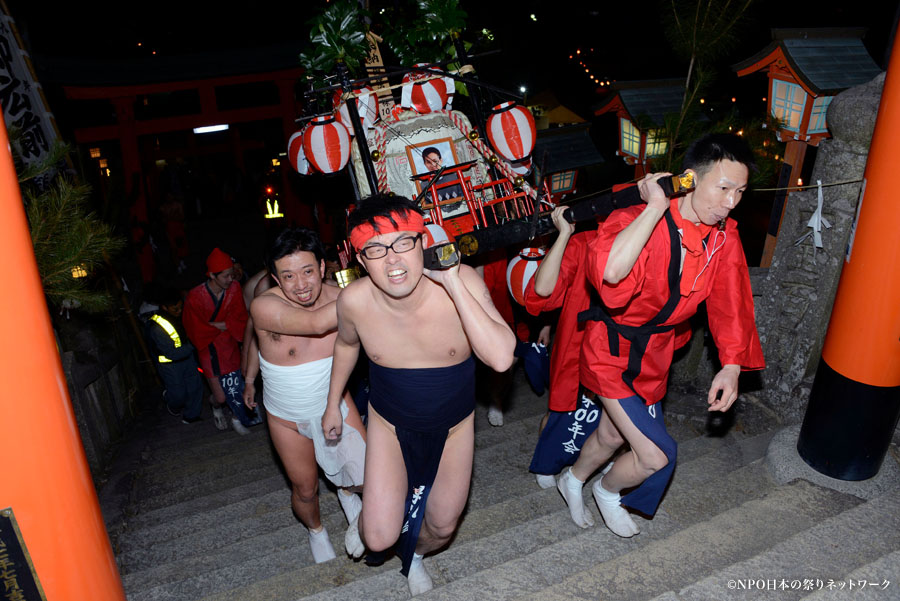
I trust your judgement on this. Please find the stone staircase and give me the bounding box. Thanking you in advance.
[98,372,900,601]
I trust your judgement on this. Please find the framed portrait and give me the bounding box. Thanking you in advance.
[406,137,464,206]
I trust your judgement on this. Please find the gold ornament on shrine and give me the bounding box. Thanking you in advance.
[488,155,499,165]
[468,130,479,141]
[371,150,382,162]
[514,176,525,188]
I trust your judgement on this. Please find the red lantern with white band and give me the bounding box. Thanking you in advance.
[506,247,545,305]
[287,130,311,175]
[487,101,537,162]
[302,116,351,174]
[333,86,379,135]
[423,223,452,248]
[400,63,455,114]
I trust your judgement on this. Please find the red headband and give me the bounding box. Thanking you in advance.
[350,211,426,251]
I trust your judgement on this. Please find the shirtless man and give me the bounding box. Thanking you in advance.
[322,194,516,595]
[243,227,366,563]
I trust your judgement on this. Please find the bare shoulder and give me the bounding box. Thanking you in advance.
[458,263,489,291]
[335,277,372,314]
[250,288,289,319]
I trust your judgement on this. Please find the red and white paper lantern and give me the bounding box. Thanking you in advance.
[302,116,351,174]
[505,157,533,176]
[487,101,537,162]
[506,247,545,305]
[423,223,452,248]
[333,86,379,135]
[400,63,455,114]
[287,130,311,175]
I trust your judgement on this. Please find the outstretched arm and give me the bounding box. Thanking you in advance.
[250,293,337,336]
[323,292,362,440]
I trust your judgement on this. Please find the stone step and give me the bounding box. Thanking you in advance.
[185,451,774,601]
[117,411,771,581]
[512,480,862,601]
[665,492,900,601]
[117,416,769,573]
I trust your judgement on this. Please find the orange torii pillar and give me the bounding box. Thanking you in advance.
[796,40,900,480]
[0,123,126,595]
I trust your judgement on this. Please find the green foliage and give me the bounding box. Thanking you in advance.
[299,1,370,76]
[14,134,125,313]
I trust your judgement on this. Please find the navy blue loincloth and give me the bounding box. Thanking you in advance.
[368,356,475,576]
[616,395,677,516]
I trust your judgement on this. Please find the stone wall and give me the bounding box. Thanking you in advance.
[754,73,884,423]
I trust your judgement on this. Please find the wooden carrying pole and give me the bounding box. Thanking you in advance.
[0,118,126,597]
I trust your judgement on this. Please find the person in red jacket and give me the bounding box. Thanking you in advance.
[556,133,765,537]
[183,248,260,434]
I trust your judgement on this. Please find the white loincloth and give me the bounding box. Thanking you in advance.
[259,353,365,487]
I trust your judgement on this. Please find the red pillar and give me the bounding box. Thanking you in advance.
[797,41,900,480]
[0,116,126,598]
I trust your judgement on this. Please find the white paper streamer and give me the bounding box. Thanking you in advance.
[794,179,832,253]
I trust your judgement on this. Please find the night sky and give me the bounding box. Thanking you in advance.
[7,0,898,116]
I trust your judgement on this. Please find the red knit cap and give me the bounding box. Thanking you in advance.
[206,248,233,274]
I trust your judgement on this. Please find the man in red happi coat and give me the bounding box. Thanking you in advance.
[556,134,765,537]
[183,248,261,434]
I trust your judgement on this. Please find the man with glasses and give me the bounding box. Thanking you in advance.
[322,194,515,595]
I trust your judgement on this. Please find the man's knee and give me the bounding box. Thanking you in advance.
[422,511,460,543]
[291,479,319,504]
[635,445,669,476]
[595,424,625,449]
[361,519,400,552]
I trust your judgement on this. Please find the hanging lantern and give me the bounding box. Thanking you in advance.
[287,130,311,175]
[302,116,351,174]
[400,63,455,114]
[423,223,452,248]
[506,247,545,305]
[505,157,533,176]
[333,86,379,135]
[487,101,537,162]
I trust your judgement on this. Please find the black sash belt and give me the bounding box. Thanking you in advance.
[578,212,685,397]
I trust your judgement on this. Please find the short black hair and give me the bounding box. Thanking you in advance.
[422,147,441,159]
[682,133,756,179]
[347,193,423,235]
[266,227,326,276]
[158,286,183,308]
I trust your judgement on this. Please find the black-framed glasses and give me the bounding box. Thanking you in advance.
[359,234,422,260]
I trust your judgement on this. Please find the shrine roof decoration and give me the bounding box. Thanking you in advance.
[733,28,882,95]
[733,28,882,145]
[593,79,686,126]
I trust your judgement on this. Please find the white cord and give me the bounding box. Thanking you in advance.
[690,230,727,293]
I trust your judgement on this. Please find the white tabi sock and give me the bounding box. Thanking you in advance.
[592,475,641,538]
[337,488,363,524]
[344,513,365,558]
[407,552,434,596]
[556,467,595,528]
[535,473,557,489]
[308,525,337,563]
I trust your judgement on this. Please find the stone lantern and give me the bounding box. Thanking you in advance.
[733,28,881,265]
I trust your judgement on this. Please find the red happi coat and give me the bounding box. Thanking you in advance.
[183,280,247,377]
[522,231,595,412]
[580,203,765,405]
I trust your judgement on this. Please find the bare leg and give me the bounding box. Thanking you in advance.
[591,396,668,537]
[267,413,336,561]
[356,405,407,553]
[409,412,475,595]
